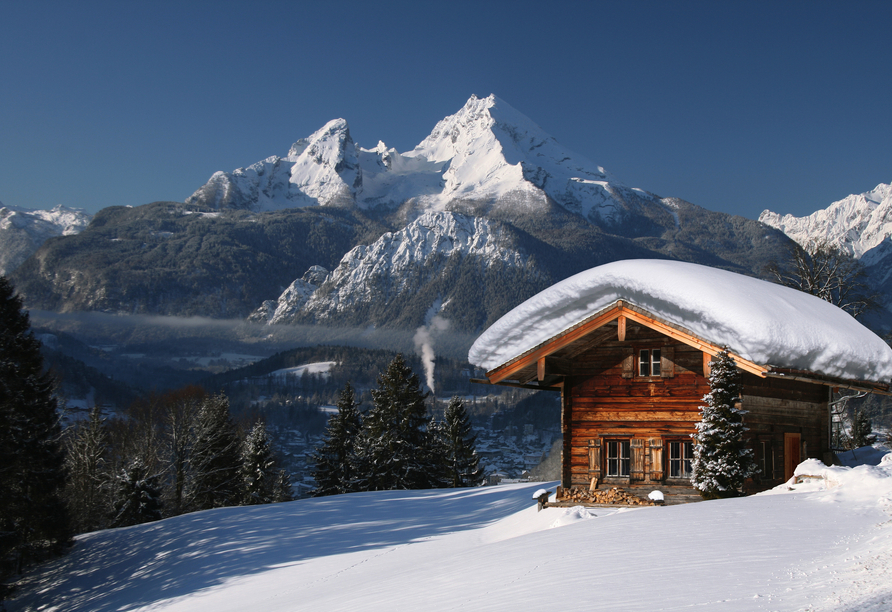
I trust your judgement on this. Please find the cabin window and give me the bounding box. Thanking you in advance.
[638,349,661,377]
[668,441,693,478]
[606,440,630,477]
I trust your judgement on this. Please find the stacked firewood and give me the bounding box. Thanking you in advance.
[561,486,655,506]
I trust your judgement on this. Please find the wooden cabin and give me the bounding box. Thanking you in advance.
[469,260,892,505]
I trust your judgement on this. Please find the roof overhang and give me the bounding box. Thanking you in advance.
[480,299,892,394]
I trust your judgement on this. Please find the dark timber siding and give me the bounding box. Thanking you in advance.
[560,324,830,501]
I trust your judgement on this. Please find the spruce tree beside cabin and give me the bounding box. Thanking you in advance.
[690,349,757,499]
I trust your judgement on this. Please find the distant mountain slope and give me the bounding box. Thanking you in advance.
[0,203,91,275]
[760,182,892,328]
[12,96,793,329]
[10,202,386,317]
[759,182,892,258]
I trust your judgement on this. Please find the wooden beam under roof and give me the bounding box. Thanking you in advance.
[485,300,771,384]
[486,304,624,384]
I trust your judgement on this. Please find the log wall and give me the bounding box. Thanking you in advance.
[560,325,831,499]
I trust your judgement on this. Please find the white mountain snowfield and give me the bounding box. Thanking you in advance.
[0,203,91,275]
[9,453,892,612]
[186,94,671,226]
[760,182,892,259]
[468,259,892,383]
[253,210,534,324]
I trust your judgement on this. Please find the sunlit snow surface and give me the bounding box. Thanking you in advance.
[10,453,892,612]
[468,259,892,382]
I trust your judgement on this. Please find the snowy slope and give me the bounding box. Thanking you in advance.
[0,203,91,275]
[759,182,892,258]
[468,259,892,382]
[10,455,892,612]
[187,94,676,228]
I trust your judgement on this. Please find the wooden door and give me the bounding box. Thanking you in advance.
[784,433,801,481]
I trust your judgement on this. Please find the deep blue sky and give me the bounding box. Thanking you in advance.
[2,1,890,220]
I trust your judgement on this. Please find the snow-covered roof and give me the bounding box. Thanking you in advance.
[468,259,892,384]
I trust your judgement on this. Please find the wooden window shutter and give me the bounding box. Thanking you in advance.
[648,437,664,482]
[588,439,601,483]
[630,438,646,481]
[660,346,675,378]
[621,349,634,378]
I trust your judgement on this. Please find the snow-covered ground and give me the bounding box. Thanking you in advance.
[10,454,892,611]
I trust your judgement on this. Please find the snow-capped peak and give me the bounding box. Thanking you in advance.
[0,203,92,275]
[187,118,360,211]
[759,182,892,258]
[187,94,657,225]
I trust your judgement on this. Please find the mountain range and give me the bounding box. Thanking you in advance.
[0,203,91,275]
[4,95,890,336]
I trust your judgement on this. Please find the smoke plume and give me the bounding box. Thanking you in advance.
[414,315,450,393]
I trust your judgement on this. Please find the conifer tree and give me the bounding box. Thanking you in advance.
[64,405,111,533]
[850,408,876,448]
[690,349,757,499]
[312,382,362,496]
[0,276,70,575]
[110,457,163,527]
[271,469,295,503]
[239,422,276,505]
[188,393,241,510]
[353,355,434,491]
[441,396,482,488]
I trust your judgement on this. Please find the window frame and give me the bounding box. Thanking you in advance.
[637,347,662,378]
[667,439,693,479]
[605,439,631,478]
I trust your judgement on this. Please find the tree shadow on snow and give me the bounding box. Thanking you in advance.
[11,483,547,612]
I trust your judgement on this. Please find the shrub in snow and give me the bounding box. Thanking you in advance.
[690,349,757,499]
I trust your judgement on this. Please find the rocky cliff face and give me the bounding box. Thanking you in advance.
[760,183,892,258]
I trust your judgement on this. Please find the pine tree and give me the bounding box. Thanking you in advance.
[312,382,362,496]
[110,457,163,527]
[850,408,876,448]
[188,393,241,510]
[271,469,295,503]
[441,396,482,488]
[353,355,434,491]
[690,349,757,499]
[239,422,276,505]
[63,405,111,534]
[0,276,71,576]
